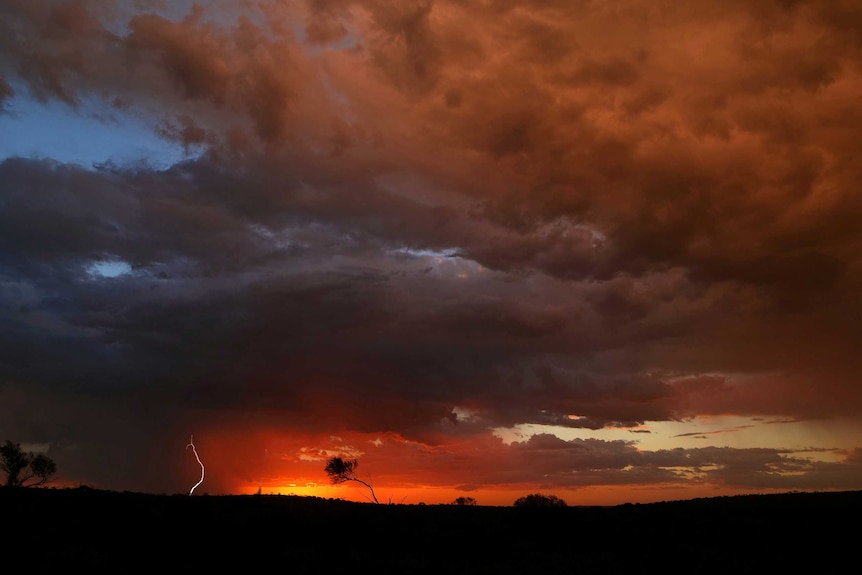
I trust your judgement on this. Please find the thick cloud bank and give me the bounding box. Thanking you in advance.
[1,0,861,502]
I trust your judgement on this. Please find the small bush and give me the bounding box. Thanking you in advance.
[513,493,567,508]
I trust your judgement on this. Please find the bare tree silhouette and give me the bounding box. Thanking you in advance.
[324,456,379,504]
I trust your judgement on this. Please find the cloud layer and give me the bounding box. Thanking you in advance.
[1,0,861,503]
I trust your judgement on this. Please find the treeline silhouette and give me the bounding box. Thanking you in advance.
[3,486,859,572]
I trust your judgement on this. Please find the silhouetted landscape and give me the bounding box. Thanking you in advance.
[5,487,859,572]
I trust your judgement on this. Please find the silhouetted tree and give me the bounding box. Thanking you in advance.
[513,493,567,508]
[0,440,57,487]
[324,456,379,504]
[452,496,477,506]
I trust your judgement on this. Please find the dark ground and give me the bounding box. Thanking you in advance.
[4,487,859,573]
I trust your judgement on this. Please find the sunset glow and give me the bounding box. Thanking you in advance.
[2,0,862,507]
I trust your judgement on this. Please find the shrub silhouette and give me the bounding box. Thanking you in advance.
[1,440,57,487]
[513,493,567,508]
[452,496,477,506]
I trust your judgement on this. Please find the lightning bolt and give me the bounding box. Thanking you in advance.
[186,435,204,495]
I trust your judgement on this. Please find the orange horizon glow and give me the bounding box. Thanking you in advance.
[182,480,817,508]
[46,472,831,508]
[41,413,861,506]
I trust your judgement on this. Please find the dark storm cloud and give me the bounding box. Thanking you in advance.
[2,0,862,498]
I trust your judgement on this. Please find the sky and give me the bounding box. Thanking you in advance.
[1,0,862,507]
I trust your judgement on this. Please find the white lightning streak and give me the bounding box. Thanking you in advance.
[186,435,204,495]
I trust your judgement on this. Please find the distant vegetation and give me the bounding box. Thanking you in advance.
[513,493,568,508]
[323,456,567,507]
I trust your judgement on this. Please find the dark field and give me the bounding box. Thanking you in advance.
[5,487,859,572]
